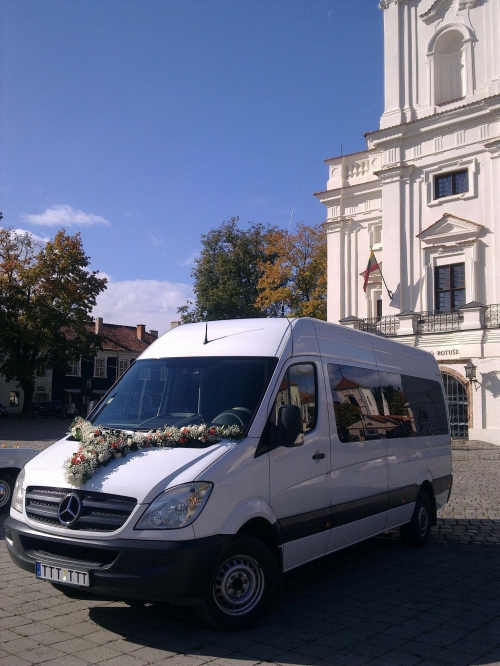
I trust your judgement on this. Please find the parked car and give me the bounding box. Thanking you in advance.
[32,401,65,418]
[0,447,39,513]
[0,403,8,419]
[6,318,452,630]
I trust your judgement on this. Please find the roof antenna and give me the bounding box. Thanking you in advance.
[203,321,208,345]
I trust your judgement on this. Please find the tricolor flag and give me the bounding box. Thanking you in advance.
[362,250,380,292]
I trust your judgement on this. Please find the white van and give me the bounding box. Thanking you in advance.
[5,318,452,630]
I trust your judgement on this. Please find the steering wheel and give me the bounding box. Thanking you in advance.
[211,407,252,428]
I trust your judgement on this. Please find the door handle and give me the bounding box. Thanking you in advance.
[312,452,326,460]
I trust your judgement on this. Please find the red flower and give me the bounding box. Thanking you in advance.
[209,428,215,435]
[179,437,187,444]
[111,443,119,449]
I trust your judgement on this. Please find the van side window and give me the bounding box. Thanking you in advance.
[328,364,385,442]
[401,376,449,436]
[378,371,417,438]
[273,363,317,433]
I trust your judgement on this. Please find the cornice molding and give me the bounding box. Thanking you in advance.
[379,0,405,9]
[373,163,414,182]
[420,0,479,24]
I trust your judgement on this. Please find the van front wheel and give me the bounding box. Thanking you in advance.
[195,535,279,631]
[400,489,432,547]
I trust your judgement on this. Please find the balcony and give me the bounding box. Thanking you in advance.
[352,303,500,338]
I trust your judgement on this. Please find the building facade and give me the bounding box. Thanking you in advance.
[315,0,500,443]
[53,319,158,416]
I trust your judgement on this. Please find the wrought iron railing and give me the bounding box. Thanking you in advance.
[359,316,399,337]
[485,304,500,328]
[417,310,462,333]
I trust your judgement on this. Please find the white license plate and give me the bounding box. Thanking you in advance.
[36,561,89,587]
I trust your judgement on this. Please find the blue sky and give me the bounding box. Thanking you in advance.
[1,0,384,333]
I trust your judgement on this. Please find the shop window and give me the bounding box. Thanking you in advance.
[435,262,465,311]
[9,391,20,407]
[434,170,468,199]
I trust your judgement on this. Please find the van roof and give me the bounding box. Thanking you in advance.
[138,318,439,379]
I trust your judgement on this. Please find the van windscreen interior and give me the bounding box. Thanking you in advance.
[90,356,277,435]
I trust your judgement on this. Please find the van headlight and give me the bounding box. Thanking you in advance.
[135,482,213,530]
[11,469,25,513]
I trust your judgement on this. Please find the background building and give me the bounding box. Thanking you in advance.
[53,319,158,416]
[316,0,500,443]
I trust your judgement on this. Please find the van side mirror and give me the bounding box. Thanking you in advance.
[277,404,304,448]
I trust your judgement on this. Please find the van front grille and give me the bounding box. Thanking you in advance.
[25,487,137,532]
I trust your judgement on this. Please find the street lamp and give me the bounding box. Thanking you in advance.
[464,360,479,389]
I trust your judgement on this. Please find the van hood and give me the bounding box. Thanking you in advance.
[23,436,234,504]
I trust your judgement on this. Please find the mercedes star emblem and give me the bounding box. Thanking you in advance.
[58,493,82,527]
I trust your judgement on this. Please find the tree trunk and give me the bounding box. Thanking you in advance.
[21,381,35,416]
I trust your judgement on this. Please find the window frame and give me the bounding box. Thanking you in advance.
[434,169,469,200]
[94,357,107,378]
[434,262,466,312]
[67,358,81,377]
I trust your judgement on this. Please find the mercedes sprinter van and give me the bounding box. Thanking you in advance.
[5,318,452,630]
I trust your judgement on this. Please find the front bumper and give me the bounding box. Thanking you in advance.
[4,516,231,604]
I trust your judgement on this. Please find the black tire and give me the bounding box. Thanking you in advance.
[0,472,14,513]
[400,489,432,547]
[194,535,280,631]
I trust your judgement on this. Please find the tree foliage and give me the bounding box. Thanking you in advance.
[256,223,327,320]
[178,217,274,323]
[0,223,107,414]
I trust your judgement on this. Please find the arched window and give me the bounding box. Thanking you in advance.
[434,30,465,105]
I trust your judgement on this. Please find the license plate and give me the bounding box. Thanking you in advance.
[36,561,89,587]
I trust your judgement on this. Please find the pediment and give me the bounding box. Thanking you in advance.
[417,214,483,245]
[420,0,478,24]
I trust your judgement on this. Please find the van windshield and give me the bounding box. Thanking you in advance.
[89,356,277,433]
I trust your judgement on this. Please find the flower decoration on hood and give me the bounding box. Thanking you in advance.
[63,417,243,487]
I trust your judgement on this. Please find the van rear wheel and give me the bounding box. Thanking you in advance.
[400,489,432,547]
[194,535,279,631]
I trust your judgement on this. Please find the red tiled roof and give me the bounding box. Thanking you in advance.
[97,323,157,352]
[335,377,361,390]
[63,323,156,353]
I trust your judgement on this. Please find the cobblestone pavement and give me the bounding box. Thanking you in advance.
[1,440,500,666]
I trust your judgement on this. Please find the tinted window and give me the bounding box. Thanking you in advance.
[328,365,449,440]
[272,363,317,433]
[379,371,417,438]
[328,364,385,442]
[401,376,449,436]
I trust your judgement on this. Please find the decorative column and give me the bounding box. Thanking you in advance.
[379,0,406,129]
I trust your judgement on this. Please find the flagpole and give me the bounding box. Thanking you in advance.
[370,247,394,300]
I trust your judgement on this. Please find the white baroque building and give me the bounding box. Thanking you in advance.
[315,0,500,443]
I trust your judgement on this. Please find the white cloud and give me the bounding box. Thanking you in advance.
[22,204,110,228]
[92,277,193,336]
[148,232,163,246]
[14,227,50,244]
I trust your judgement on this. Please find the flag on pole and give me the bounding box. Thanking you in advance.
[362,250,380,292]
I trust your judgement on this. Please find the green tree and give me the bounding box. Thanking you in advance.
[0,223,107,414]
[178,217,274,322]
[256,223,327,320]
